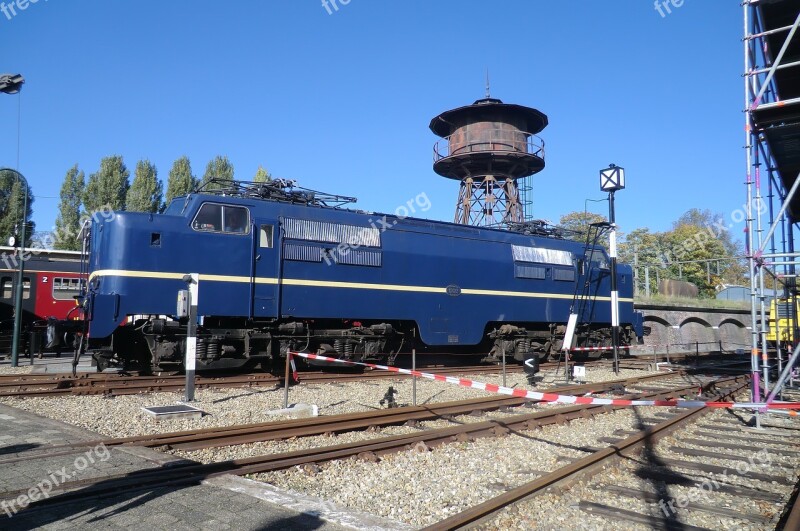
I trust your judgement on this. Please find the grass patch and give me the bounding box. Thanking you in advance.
[635,295,749,310]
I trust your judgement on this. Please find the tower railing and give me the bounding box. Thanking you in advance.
[433,131,545,163]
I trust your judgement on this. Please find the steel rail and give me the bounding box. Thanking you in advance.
[0,376,743,515]
[0,365,529,397]
[0,372,699,462]
[423,376,749,530]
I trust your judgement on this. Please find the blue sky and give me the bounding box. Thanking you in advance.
[0,1,744,240]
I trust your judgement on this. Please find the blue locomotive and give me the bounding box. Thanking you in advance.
[79,179,642,371]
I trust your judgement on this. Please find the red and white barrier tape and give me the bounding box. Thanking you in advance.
[569,346,632,352]
[288,352,800,411]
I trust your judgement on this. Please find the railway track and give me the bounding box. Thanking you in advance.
[0,373,739,518]
[0,351,739,398]
[423,375,800,530]
[0,371,701,458]
[0,364,529,398]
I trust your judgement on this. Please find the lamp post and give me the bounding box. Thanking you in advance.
[0,168,28,368]
[600,163,625,374]
[1,75,26,368]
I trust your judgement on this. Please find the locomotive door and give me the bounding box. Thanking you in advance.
[251,219,281,318]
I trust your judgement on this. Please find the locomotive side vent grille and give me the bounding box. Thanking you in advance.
[512,245,573,266]
[327,249,382,267]
[553,268,576,282]
[284,218,381,247]
[515,264,546,280]
[284,243,323,263]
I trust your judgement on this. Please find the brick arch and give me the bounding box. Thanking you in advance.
[679,317,716,346]
[718,318,747,350]
[643,315,678,347]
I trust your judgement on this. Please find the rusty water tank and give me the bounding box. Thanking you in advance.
[430,97,548,181]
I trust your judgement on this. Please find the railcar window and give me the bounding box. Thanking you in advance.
[22,278,30,300]
[52,277,84,301]
[260,225,274,248]
[191,204,250,235]
[1,277,10,299]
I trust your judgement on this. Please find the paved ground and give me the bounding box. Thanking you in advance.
[0,402,403,530]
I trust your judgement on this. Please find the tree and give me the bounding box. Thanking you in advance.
[126,160,163,213]
[622,209,748,299]
[54,164,85,250]
[84,156,129,213]
[674,209,742,258]
[619,228,673,297]
[253,166,271,183]
[558,211,607,243]
[165,156,197,205]
[662,223,729,297]
[201,155,234,190]
[0,170,35,247]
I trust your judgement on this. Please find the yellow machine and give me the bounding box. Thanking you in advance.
[766,297,799,347]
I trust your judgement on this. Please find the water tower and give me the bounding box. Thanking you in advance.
[430,95,547,226]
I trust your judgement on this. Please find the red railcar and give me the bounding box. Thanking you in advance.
[0,247,84,356]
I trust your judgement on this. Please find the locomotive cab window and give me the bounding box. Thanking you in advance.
[1,277,11,299]
[260,225,274,248]
[192,204,250,235]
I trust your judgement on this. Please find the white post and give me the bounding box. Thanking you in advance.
[184,273,199,402]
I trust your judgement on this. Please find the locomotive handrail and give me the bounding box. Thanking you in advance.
[433,130,545,163]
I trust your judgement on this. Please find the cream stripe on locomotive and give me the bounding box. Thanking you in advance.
[89,269,635,303]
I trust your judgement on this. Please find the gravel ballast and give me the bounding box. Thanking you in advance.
[1,365,760,529]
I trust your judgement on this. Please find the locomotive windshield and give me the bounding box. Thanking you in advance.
[191,203,250,234]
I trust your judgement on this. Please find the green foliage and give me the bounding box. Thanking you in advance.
[126,160,163,213]
[620,208,748,298]
[54,164,85,250]
[0,169,35,247]
[201,155,234,190]
[253,166,271,183]
[558,211,607,243]
[165,156,197,205]
[84,156,130,213]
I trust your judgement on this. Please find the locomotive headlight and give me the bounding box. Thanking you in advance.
[600,163,625,192]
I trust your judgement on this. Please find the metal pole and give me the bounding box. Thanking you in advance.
[412,347,417,407]
[745,4,762,421]
[5,169,29,369]
[502,345,507,387]
[608,191,620,375]
[755,151,771,398]
[645,266,650,298]
[283,350,291,409]
[184,273,199,402]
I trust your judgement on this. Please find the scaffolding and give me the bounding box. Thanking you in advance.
[744,0,800,424]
